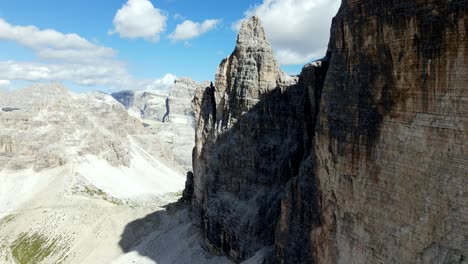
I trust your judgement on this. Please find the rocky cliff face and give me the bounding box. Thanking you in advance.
[111,89,168,121]
[111,78,203,172]
[311,1,467,263]
[190,1,467,263]
[111,77,202,125]
[0,84,142,171]
[168,78,206,125]
[192,16,301,261]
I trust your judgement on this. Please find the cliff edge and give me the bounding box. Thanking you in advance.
[190,1,467,263]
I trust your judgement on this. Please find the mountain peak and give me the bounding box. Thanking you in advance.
[237,16,268,46]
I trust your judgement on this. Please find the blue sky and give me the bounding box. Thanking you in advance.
[0,0,340,92]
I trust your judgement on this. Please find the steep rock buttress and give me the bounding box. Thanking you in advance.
[192,16,302,261]
[189,1,467,263]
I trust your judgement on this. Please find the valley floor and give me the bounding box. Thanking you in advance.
[0,157,232,264]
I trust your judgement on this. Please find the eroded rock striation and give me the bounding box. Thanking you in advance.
[111,78,203,172]
[0,84,142,171]
[168,78,206,125]
[192,16,301,261]
[112,77,203,125]
[311,1,467,263]
[190,1,467,263]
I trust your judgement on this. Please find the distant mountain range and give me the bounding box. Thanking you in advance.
[0,80,231,263]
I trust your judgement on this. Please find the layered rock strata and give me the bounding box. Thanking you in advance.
[112,78,203,172]
[168,78,205,125]
[192,16,300,261]
[111,77,203,125]
[0,84,142,171]
[311,1,467,263]
[111,90,168,121]
[190,1,467,263]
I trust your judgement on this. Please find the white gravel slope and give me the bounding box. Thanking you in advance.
[0,84,234,264]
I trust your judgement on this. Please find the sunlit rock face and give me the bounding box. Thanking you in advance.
[0,84,142,171]
[213,16,298,129]
[111,78,205,172]
[111,77,203,125]
[167,78,207,126]
[190,1,467,263]
[111,89,168,121]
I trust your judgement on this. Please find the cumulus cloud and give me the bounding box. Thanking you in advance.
[0,18,114,62]
[0,80,11,91]
[0,61,175,91]
[0,61,126,86]
[0,18,174,91]
[235,0,340,65]
[110,0,167,42]
[169,19,220,41]
[0,79,10,88]
[140,73,176,90]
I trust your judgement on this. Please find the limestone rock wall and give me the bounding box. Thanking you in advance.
[167,78,205,125]
[111,78,203,172]
[0,85,144,171]
[192,17,301,261]
[111,90,168,121]
[312,0,467,263]
[190,1,467,263]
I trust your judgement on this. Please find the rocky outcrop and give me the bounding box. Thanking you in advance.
[180,171,194,203]
[190,1,467,263]
[167,78,204,125]
[112,77,202,125]
[111,90,168,121]
[111,78,203,172]
[1,107,20,112]
[192,16,301,261]
[310,1,467,263]
[0,85,144,171]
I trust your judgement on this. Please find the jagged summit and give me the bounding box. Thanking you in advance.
[209,16,297,130]
[191,16,304,260]
[190,1,467,263]
[236,16,268,46]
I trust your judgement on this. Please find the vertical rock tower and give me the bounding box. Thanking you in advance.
[213,16,297,129]
[192,16,302,261]
[190,1,467,263]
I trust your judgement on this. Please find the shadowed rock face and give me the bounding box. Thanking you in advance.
[191,1,467,263]
[312,1,467,263]
[192,16,301,261]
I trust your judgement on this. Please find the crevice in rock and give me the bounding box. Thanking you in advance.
[162,97,170,122]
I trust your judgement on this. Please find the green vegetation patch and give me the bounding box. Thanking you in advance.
[0,214,16,226]
[82,185,124,206]
[10,232,61,264]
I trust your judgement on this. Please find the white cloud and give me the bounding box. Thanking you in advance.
[0,61,127,86]
[110,0,167,42]
[0,61,175,91]
[235,0,340,65]
[0,18,174,91]
[0,79,11,91]
[169,19,220,41]
[140,73,176,90]
[0,79,10,87]
[0,18,114,62]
